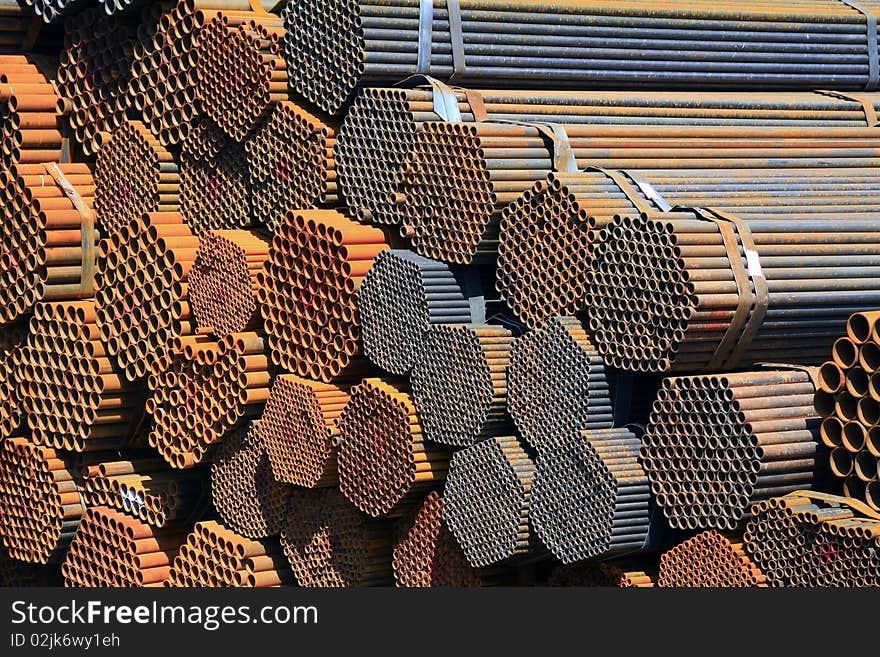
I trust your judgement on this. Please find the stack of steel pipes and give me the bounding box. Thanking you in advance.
[247,101,339,232]
[499,166,880,328]
[0,437,84,564]
[94,119,181,235]
[642,369,821,530]
[814,311,880,510]
[61,506,186,587]
[507,316,612,451]
[443,435,536,567]
[281,0,880,115]
[280,487,394,587]
[210,421,290,539]
[410,324,513,447]
[0,163,95,324]
[336,377,450,517]
[19,301,145,452]
[80,456,206,528]
[392,491,482,587]
[0,5,41,50]
[745,492,880,587]
[357,249,475,375]
[23,0,89,23]
[145,332,270,468]
[0,547,52,586]
[531,427,652,563]
[166,519,292,587]
[587,210,880,372]
[94,211,198,382]
[548,561,655,588]
[256,209,389,382]
[657,530,768,587]
[256,374,349,488]
[99,0,148,17]
[0,321,26,440]
[189,229,270,337]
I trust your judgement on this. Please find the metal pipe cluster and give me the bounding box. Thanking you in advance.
[22,0,89,23]
[61,505,186,587]
[657,530,768,587]
[99,0,147,16]
[20,301,145,452]
[745,492,880,587]
[180,123,252,234]
[587,211,880,372]
[411,323,512,447]
[1,55,64,168]
[357,249,473,375]
[337,377,450,517]
[56,7,137,155]
[642,368,821,530]
[548,560,655,587]
[81,456,205,528]
[196,10,287,141]
[392,491,481,587]
[166,519,292,587]
[0,163,95,324]
[814,311,880,510]
[211,421,290,539]
[189,229,270,337]
[95,212,198,382]
[443,435,535,567]
[281,0,880,115]
[256,374,348,488]
[280,487,394,587]
[0,321,25,439]
[247,101,339,232]
[256,209,389,382]
[532,427,651,563]
[507,316,611,451]
[0,437,83,563]
[95,120,181,236]
[145,332,270,468]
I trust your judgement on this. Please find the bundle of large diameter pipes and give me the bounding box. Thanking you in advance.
[2,0,880,588]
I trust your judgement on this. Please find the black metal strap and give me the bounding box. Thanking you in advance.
[838,0,880,90]
[755,363,821,390]
[814,89,879,126]
[488,120,577,172]
[418,0,467,80]
[44,164,96,298]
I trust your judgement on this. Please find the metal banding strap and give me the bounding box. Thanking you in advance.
[486,120,578,172]
[814,89,879,126]
[44,163,96,298]
[583,166,656,215]
[779,490,880,522]
[685,206,769,370]
[247,0,270,14]
[446,0,466,81]
[463,88,488,121]
[620,169,673,212]
[417,0,467,80]
[417,0,434,74]
[838,0,880,90]
[755,362,821,390]
[396,74,462,122]
[452,265,486,324]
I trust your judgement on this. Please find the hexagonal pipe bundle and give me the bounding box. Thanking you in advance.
[658,530,768,587]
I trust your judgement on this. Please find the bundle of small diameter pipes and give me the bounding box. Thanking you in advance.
[1,0,879,588]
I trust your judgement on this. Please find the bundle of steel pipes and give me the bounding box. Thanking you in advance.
[280,487,394,587]
[80,456,206,528]
[336,377,449,517]
[210,421,290,539]
[443,435,536,567]
[657,530,768,587]
[146,332,270,468]
[22,0,89,24]
[1,55,64,168]
[357,249,474,375]
[0,163,95,324]
[587,211,880,372]
[166,519,292,587]
[94,120,180,236]
[256,209,389,382]
[246,101,340,232]
[814,311,880,510]
[0,321,26,439]
[256,374,348,488]
[281,0,880,115]
[20,301,145,452]
[189,229,270,337]
[642,368,821,530]
[95,212,198,382]
[532,427,651,563]
[548,561,655,587]
[0,437,83,563]
[507,316,612,451]
[61,505,186,587]
[392,491,482,587]
[745,492,880,587]
[410,324,512,447]
[99,0,147,17]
